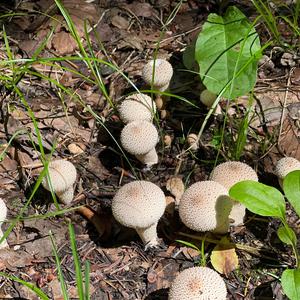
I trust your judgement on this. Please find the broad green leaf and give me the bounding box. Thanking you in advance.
[281,269,300,300]
[283,170,300,218]
[229,180,286,218]
[195,6,261,99]
[277,225,297,246]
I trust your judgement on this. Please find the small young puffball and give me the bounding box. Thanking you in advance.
[186,133,198,151]
[142,59,173,91]
[200,89,217,107]
[42,160,77,204]
[275,157,300,188]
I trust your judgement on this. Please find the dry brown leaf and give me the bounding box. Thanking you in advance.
[211,237,239,277]
[111,15,129,30]
[166,177,185,205]
[125,2,155,18]
[52,31,77,55]
[68,143,84,155]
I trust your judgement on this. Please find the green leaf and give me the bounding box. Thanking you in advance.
[283,170,300,218]
[281,269,300,300]
[277,225,297,246]
[195,6,261,99]
[229,180,286,218]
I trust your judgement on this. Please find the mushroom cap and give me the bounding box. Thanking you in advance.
[118,93,156,124]
[0,199,7,222]
[42,160,77,193]
[200,89,217,107]
[179,181,232,232]
[120,120,158,155]
[186,133,198,151]
[209,161,258,190]
[112,180,166,229]
[275,157,300,179]
[142,59,173,88]
[169,266,227,300]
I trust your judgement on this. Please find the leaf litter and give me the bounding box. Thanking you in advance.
[0,0,299,299]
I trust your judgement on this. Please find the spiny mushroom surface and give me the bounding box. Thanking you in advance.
[275,157,300,188]
[42,160,77,204]
[169,266,227,300]
[179,181,232,234]
[142,59,173,91]
[0,199,8,249]
[209,161,258,225]
[120,120,159,166]
[112,180,166,247]
[118,93,156,124]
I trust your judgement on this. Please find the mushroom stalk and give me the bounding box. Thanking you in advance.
[136,223,159,246]
[57,185,74,204]
[135,148,158,167]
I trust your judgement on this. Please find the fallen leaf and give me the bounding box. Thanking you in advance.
[166,177,185,205]
[211,237,239,276]
[52,31,77,55]
[111,15,129,30]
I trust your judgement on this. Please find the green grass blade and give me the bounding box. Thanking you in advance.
[0,272,50,300]
[68,222,84,299]
[84,260,91,300]
[50,231,70,300]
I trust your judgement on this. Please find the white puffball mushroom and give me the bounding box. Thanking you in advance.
[120,120,159,166]
[200,89,217,107]
[112,180,166,247]
[169,266,227,300]
[179,181,232,234]
[142,59,173,91]
[42,160,77,204]
[118,93,156,124]
[186,133,198,151]
[275,157,300,188]
[209,161,258,225]
[0,199,8,249]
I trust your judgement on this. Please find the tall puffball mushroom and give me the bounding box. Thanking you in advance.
[118,93,156,124]
[42,160,77,204]
[0,199,8,249]
[120,120,159,166]
[142,59,173,92]
[179,181,232,234]
[275,157,300,188]
[209,161,258,225]
[112,180,166,247]
[169,266,227,300]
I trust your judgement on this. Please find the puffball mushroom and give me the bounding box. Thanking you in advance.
[169,266,227,300]
[142,59,173,91]
[275,157,300,188]
[179,181,232,234]
[42,160,77,204]
[200,89,221,115]
[112,180,166,247]
[186,133,199,151]
[0,199,8,249]
[120,120,159,166]
[209,161,258,225]
[118,93,156,124]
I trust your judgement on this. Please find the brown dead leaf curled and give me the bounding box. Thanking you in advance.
[211,237,239,276]
[166,177,184,205]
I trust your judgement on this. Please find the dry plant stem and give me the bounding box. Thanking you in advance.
[278,68,293,145]
[177,232,279,261]
[136,223,159,246]
[76,206,105,237]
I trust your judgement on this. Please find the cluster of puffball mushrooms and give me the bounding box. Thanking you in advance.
[1,59,300,298]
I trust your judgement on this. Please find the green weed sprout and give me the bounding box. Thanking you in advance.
[229,170,300,300]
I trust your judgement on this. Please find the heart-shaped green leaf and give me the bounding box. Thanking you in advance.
[195,6,261,99]
[229,180,286,219]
